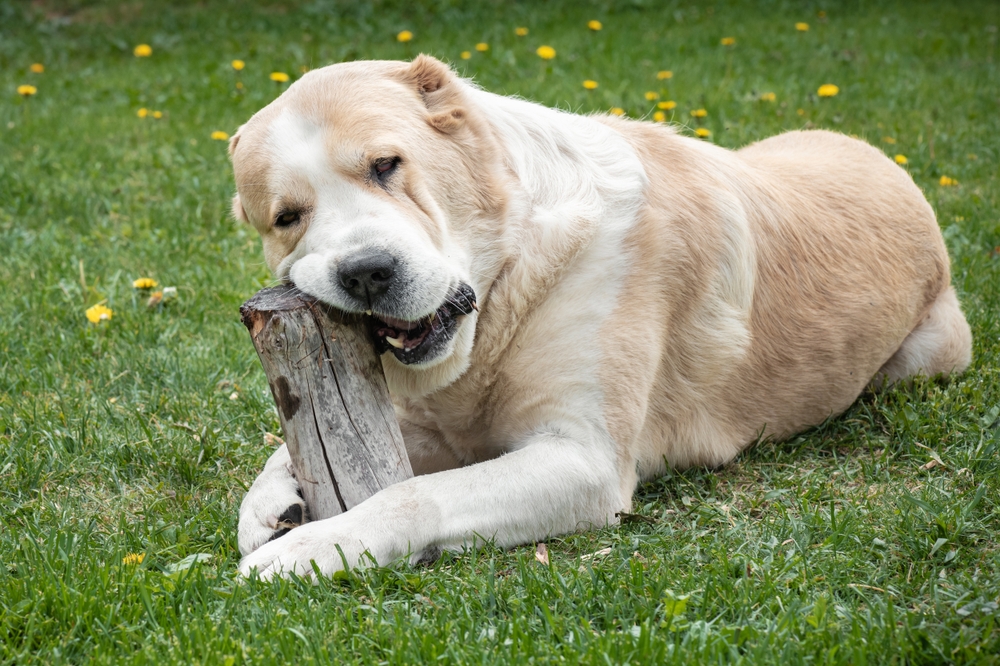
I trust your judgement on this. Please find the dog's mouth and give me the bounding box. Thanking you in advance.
[369,283,477,365]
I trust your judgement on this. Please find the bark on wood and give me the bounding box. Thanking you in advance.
[240,285,412,522]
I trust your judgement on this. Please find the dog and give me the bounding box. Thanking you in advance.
[229,55,972,579]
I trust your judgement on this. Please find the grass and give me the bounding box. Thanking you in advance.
[1,0,999,662]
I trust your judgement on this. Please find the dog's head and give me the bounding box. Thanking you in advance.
[230,56,508,395]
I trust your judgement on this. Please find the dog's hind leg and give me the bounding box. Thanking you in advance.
[876,286,972,386]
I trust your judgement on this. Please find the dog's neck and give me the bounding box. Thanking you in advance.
[461,87,648,360]
[467,88,648,219]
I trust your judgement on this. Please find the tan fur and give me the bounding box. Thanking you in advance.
[594,121,968,474]
[877,286,972,384]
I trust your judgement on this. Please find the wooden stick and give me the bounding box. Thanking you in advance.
[240,285,412,522]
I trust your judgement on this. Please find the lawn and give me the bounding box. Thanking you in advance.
[1,0,999,663]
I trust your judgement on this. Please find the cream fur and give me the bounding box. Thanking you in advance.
[230,56,972,579]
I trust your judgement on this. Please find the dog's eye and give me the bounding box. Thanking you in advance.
[373,157,400,183]
[274,211,300,228]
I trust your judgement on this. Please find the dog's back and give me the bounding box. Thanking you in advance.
[735,130,962,432]
[598,122,969,474]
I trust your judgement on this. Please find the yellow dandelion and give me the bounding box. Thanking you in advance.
[476,42,489,52]
[796,22,809,31]
[536,45,556,60]
[122,552,145,565]
[644,91,659,101]
[657,70,673,80]
[588,20,603,31]
[657,100,677,110]
[137,107,148,118]
[30,63,44,73]
[721,37,736,46]
[760,92,776,102]
[85,304,113,324]
[270,72,289,82]
[236,81,244,90]
[17,85,37,96]
[583,80,598,90]
[894,154,908,165]
[690,108,708,118]
[695,128,712,138]
[397,30,413,43]
[152,110,163,119]
[132,277,158,289]
[133,44,152,57]
[515,27,529,37]
[817,83,839,97]
[796,108,805,116]
[610,107,625,116]
[939,175,957,186]
[653,111,666,122]
[882,136,896,144]
[232,59,245,71]
[461,51,472,60]
[211,130,229,141]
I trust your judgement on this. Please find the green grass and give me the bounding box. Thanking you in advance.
[2,0,999,663]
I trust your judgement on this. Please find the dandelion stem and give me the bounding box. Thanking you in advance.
[79,259,88,301]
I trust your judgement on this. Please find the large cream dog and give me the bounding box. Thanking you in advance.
[230,55,972,579]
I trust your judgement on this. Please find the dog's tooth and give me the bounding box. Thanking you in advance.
[365,310,372,316]
[471,301,479,312]
[385,336,404,349]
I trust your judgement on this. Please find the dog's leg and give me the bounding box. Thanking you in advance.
[876,286,972,385]
[238,443,307,556]
[238,431,626,579]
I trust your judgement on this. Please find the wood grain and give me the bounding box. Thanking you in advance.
[240,285,412,522]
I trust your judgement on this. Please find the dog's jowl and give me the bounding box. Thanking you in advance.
[230,55,972,579]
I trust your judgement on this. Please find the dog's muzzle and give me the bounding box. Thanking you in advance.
[369,283,477,365]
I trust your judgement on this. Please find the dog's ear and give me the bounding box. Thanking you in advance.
[404,55,467,133]
[232,193,248,224]
[229,132,250,224]
[407,54,454,98]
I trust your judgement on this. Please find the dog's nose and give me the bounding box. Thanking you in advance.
[337,251,397,304]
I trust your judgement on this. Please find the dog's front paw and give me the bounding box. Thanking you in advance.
[238,444,307,556]
[238,519,370,580]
